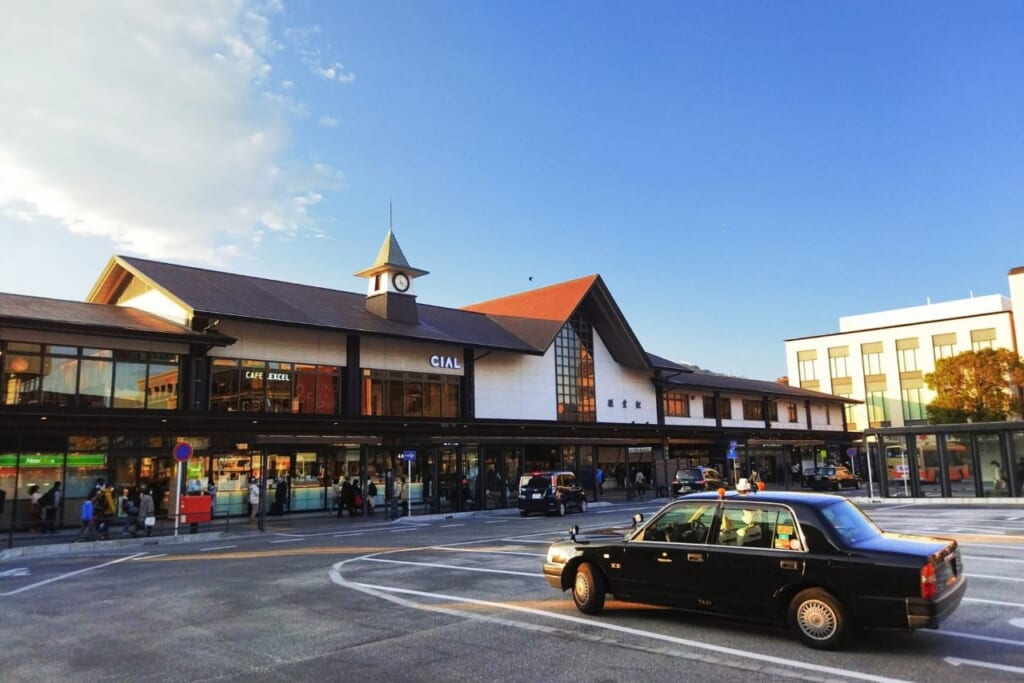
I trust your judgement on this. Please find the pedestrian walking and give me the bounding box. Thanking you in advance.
[138,486,156,537]
[207,478,217,517]
[74,493,97,542]
[28,484,42,533]
[39,481,62,533]
[366,480,377,515]
[249,479,260,520]
[635,470,646,500]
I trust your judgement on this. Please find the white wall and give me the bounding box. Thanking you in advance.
[360,337,464,376]
[593,331,658,424]
[474,348,555,420]
[208,320,348,366]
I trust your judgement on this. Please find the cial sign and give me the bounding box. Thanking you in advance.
[429,355,461,370]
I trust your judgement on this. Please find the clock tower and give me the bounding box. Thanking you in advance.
[355,229,428,324]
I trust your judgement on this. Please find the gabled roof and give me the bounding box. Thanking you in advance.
[463,275,650,369]
[0,292,226,345]
[649,353,858,404]
[87,256,539,353]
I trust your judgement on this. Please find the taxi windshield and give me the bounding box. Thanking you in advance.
[819,499,881,544]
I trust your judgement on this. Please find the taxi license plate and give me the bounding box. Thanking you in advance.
[532,493,542,499]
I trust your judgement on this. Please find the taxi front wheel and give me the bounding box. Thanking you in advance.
[572,563,606,615]
[788,588,847,649]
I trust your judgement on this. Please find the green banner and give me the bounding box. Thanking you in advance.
[0,453,71,467]
[68,453,106,467]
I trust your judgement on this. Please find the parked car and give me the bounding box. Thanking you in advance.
[671,467,725,496]
[543,490,965,649]
[807,466,861,491]
[518,471,587,517]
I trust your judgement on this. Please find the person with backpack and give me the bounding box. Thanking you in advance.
[39,481,62,533]
[93,482,116,540]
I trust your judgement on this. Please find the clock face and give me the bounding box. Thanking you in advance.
[393,272,410,292]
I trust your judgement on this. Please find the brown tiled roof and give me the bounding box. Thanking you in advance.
[462,275,598,320]
[0,292,222,344]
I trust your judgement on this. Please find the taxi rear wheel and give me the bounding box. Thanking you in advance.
[788,588,847,649]
[579,498,588,513]
[572,563,606,615]
[558,501,567,516]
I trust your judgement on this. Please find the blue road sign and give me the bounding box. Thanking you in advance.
[173,442,193,462]
[401,450,417,461]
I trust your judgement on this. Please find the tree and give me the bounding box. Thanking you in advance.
[924,348,1024,424]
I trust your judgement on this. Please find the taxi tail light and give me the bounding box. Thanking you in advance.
[920,561,938,600]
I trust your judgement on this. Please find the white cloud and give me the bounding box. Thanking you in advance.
[0,0,341,263]
[319,115,340,127]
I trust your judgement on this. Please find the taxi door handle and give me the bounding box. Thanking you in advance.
[780,560,799,570]
[687,553,705,563]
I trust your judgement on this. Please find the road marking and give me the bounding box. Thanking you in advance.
[945,657,1024,674]
[440,524,464,528]
[925,629,1024,647]
[360,556,538,578]
[965,597,1024,608]
[430,546,545,558]
[968,573,1024,582]
[390,527,420,533]
[135,554,164,560]
[1011,618,1024,629]
[200,545,238,552]
[270,538,304,544]
[0,553,145,596]
[330,561,910,683]
[963,555,1024,563]
[484,520,509,524]
[0,568,30,578]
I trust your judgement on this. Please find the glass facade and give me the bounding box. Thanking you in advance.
[554,315,596,422]
[1,342,180,409]
[210,358,342,414]
[361,369,460,418]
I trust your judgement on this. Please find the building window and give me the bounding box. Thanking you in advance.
[361,369,459,418]
[554,315,596,423]
[901,387,926,422]
[932,333,956,360]
[703,396,731,419]
[798,359,816,382]
[742,399,763,420]
[861,344,884,375]
[1,341,180,409]
[663,390,689,417]
[786,402,798,423]
[897,346,918,373]
[970,328,996,352]
[829,354,848,379]
[839,394,856,430]
[210,357,341,414]
[866,391,888,426]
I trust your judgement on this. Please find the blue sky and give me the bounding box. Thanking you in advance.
[1,1,1021,380]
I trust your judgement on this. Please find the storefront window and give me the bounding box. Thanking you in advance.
[113,350,148,408]
[210,358,339,414]
[977,433,1008,497]
[362,370,460,418]
[946,435,975,497]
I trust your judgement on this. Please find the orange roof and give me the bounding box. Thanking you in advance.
[462,275,598,321]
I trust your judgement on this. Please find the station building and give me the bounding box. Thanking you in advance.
[0,232,855,529]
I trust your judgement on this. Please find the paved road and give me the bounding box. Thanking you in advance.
[1,501,1022,682]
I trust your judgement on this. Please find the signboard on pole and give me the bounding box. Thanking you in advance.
[173,442,193,462]
[401,450,417,461]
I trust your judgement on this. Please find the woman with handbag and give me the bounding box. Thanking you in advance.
[138,486,156,537]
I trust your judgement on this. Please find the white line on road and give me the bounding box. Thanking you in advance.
[484,520,509,524]
[964,597,1024,608]
[1,553,146,596]
[200,545,238,552]
[963,555,1024,563]
[430,546,545,558]
[359,556,537,578]
[330,562,911,683]
[968,573,1024,582]
[270,538,305,544]
[925,629,1024,647]
[945,656,1024,674]
[440,524,464,528]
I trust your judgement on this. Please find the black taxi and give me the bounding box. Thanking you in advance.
[543,489,966,649]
